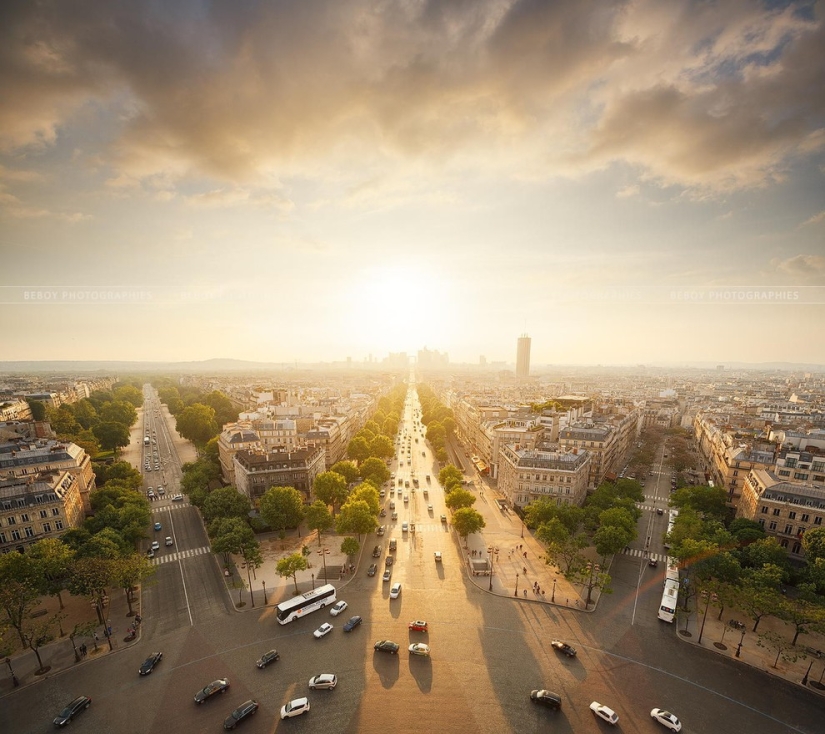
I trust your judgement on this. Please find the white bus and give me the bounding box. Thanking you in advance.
[276,584,337,625]
[658,578,680,623]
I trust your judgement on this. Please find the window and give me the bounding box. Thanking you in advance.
[794,472,808,481]
[0,532,5,543]
[772,508,780,516]
[816,517,823,526]
[51,508,60,516]
[784,524,793,534]
[55,520,63,530]
[7,516,15,525]
[789,511,797,520]
[758,519,765,528]
[780,538,788,548]
[21,513,29,522]
[11,529,21,541]
[785,457,797,468]
[769,521,777,531]
[24,527,34,538]
[760,506,768,514]
[792,542,802,554]
[42,522,51,533]
[802,514,809,523]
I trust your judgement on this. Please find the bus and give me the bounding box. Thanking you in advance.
[658,578,680,623]
[275,584,337,625]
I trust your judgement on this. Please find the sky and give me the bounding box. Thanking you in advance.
[1,0,824,367]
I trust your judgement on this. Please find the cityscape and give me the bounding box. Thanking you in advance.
[2,2,825,734]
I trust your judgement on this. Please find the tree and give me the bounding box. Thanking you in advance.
[341,537,360,558]
[67,557,114,625]
[536,518,588,573]
[349,483,380,516]
[360,457,390,486]
[29,538,75,609]
[258,486,305,535]
[569,562,612,606]
[87,389,115,412]
[202,487,251,525]
[95,461,143,491]
[210,517,255,550]
[671,484,728,521]
[0,553,42,647]
[176,403,218,446]
[314,471,349,512]
[369,435,394,460]
[92,421,130,456]
[72,399,98,429]
[21,614,61,674]
[452,508,486,540]
[113,385,144,408]
[777,591,825,645]
[329,461,360,485]
[593,524,633,563]
[346,436,371,464]
[597,507,637,537]
[734,583,783,633]
[756,630,804,669]
[445,488,476,512]
[112,554,155,616]
[26,398,47,421]
[203,391,239,427]
[100,400,138,427]
[276,553,309,594]
[336,500,377,537]
[305,501,334,546]
[802,527,825,564]
[439,465,463,487]
[48,405,81,436]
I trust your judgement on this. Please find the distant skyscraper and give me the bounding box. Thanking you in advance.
[516,334,531,379]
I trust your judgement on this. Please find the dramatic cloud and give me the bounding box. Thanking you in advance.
[1,0,821,195]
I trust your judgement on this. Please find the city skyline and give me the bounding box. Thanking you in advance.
[1,2,824,366]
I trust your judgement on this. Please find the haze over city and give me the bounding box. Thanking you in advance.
[2,1,824,366]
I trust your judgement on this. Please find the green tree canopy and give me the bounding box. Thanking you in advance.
[439,465,463,488]
[444,487,476,512]
[336,499,376,537]
[276,552,309,594]
[314,471,350,512]
[176,403,219,446]
[26,399,47,421]
[593,524,634,562]
[802,527,825,564]
[341,537,360,557]
[369,434,394,460]
[304,500,334,546]
[92,421,131,455]
[113,385,144,408]
[452,508,486,539]
[349,482,381,516]
[100,400,138,426]
[346,436,371,464]
[360,457,390,486]
[329,461,360,484]
[671,484,729,521]
[203,390,239,427]
[258,486,305,534]
[202,486,252,525]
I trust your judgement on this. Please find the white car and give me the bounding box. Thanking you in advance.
[165,536,173,546]
[330,600,348,617]
[150,541,160,551]
[279,697,310,719]
[434,551,442,562]
[308,673,337,690]
[650,709,682,732]
[590,702,619,725]
[313,623,333,638]
[171,494,184,502]
[408,643,430,657]
[390,583,402,599]
[402,522,409,533]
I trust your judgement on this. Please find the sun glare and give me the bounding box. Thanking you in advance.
[342,265,453,353]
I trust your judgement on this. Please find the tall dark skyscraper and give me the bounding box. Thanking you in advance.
[516,334,531,379]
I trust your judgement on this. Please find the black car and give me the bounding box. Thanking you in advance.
[223,699,259,730]
[343,615,363,632]
[374,640,399,654]
[367,563,377,576]
[385,555,394,567]
[138,651,163,675]
[255,649,279,669]
[53,696,91,727]
[194,678,230,703]
[550,639,577,657]
[372,545,381,558]
[530,689,562,709]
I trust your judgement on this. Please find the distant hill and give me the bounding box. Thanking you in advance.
[0,358,297,373]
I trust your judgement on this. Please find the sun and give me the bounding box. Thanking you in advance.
[342,264,454,354]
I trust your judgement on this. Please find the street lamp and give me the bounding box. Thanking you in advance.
[697,590,712,644]
[311,572,315,590]
[802,659,814,686]
[515,572,519,597]
[521,521,525,539]
[735,629,746,658]
[551,578,557,603]
[489,554,494,592]
[262,580,267,605]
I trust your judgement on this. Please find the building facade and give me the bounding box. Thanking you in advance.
[498,444,591,508]
[516,334,531,379]
[233,446,326,503]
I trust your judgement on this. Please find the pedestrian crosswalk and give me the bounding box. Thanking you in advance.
[385,522,448,535]
[623,548,666,562]
[151,502,189,513]
[150,546,210,566]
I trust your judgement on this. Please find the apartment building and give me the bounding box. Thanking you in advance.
[233,446,326,503]
[306,416,348,469]
[498,444,590,509]
[0,469,86,553]
[217,423,262,485]
[0,400,33,422]
[0,438,96,513]
[738,465,825,559]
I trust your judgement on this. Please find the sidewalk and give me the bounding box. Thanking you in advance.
[676,600,825,697]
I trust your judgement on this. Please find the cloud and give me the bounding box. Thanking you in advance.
[800,210,825,227]
[771,254,825,279]
[184,187,294,213]
[615,184,639,199]
[0,0,822,198]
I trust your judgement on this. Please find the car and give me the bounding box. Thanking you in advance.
[434,551,442,562]
[408,619,428,631]
[379,489,385,497]
[165,536,173,546]
[224,699,259,729]
[367,563,377,576]
[391,511,398,520]
[255,649,279,668]
[279,697,310,720]
[330,600,348,616]
[145,466,152,472]
[389,539,397,552]
[171,494,184,501]
[650,708,682,731]
[146,548,155,558]
[53,695,92,727]
[151,541,160,551]
[390,582,402,599]
[383,569,391,582]
[401,522,409,533]
[377,525,385,535]
[657,507,664,515]
[373,640,400,654]
[372,545,381,558]
[157,486,165,495]
[398,478,403,485]
[440,515,447,523]
[308,673,337,690]
[403,495,409,503]
[408,643,430,656]
[153,522,162,531]
[550,639,577,657]
[390,501,396,510]
[590,701,619,725]
[314,623,333,638]
[379,508,386,517]
[194,678,230,703]
[343,615,363,632]
[530,689,562,709]
[428,504,433,512]
[138,651,163,675]
[649,558,659,568]
[385,556,394,567]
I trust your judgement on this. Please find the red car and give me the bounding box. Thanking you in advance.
[408,620,428,632]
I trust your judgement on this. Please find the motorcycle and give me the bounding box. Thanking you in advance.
[125,629,136,641]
